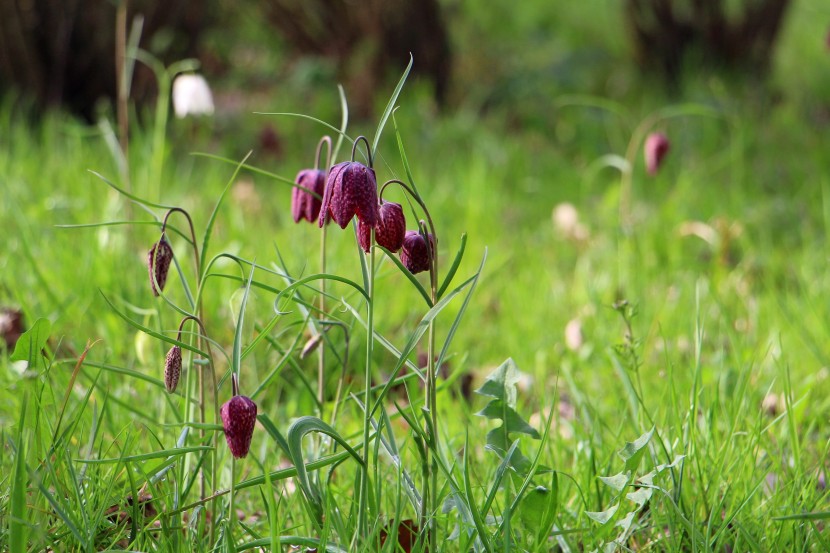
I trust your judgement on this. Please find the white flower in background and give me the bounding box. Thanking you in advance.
[172,74,214,118]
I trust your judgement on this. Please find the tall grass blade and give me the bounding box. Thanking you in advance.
[10,395,28,553]
[372,55,413,157]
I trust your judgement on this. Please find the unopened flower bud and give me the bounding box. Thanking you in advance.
[147,238,174,296]
[300,334,323,359]
[292,169,327,224]
[318,161,379,229]
[164,346,182,393]
[399,231,435,274]
[221,394,258,458]
[358,201,407,253]
[644,132,670,176]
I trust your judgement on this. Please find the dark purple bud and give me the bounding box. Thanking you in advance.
[148,238,174,296]
[221,394,258,458]
[164,346,182,393]
[291,169,327,224]
[318,161,380,229]
[644,132,670,176]
[358,201,407,253]
[399,231,435,274]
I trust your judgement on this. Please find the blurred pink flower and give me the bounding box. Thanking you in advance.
[644,132,670,176]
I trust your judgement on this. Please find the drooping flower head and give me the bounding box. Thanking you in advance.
[147,238,174,296]
[172,74,214,119]
[291,169,327,223]
[318,136,379,229]
[399,230,435,274]
[358,201,407,253]
[644,132,670,176]
[164,345,182,393]
[221,374,257,459]
[318,161,379,229]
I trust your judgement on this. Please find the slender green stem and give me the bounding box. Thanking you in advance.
[358,231,376,543]
[426,321,438,551]
[229,456,236,549]
[318,225,327,415]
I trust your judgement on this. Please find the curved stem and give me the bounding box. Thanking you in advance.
[314,135,332,171]
[161,207,200,279]
[351,135,373,168]
[380,179,440,299]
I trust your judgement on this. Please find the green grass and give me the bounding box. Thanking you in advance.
[3,1,830,550]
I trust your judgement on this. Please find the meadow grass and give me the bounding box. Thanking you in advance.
[2,3,830,549]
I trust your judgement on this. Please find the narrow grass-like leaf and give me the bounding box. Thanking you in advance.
[436,247,486,372]
[237,536,348,552]
[332,84,349,162]
[233,263,257,375]
[37,476,85,544]
[286,416,365,523]
[57,220,193,243]
[254,112,353,144]
[75,445,212,464]
[192,152,296,186]
[100,292,208,357]
[437,233,467,299]
[200,151,252,273]
[88,169,176,210]
[372,55,413,157]
[370,272,479,415]
[257,413,291,458]
[379,245,432,307]
[10,395,28,553]
[250,321,306,399]
[393,111,420,196]
[53,339,97,442]
[80,360,180,394]
[463,433,495,553]
[273,272,369,310]
[773,511,830,521]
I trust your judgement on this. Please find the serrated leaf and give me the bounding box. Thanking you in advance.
[586,503,619,525]
[475,358,523,406]
[11,317,51,364]
[618,427,654,472]
[476,401,541,438]
[598,472,629,493]
[476,358,540,477]
[626,486,652,507]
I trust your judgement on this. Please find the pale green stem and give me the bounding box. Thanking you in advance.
[358,230,376,542]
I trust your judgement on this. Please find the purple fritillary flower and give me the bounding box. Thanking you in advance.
[318,161,380,229]
[358,201,407,253]
[220,394,258,459]
[291,169,327,224]
[399,230,435,274]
